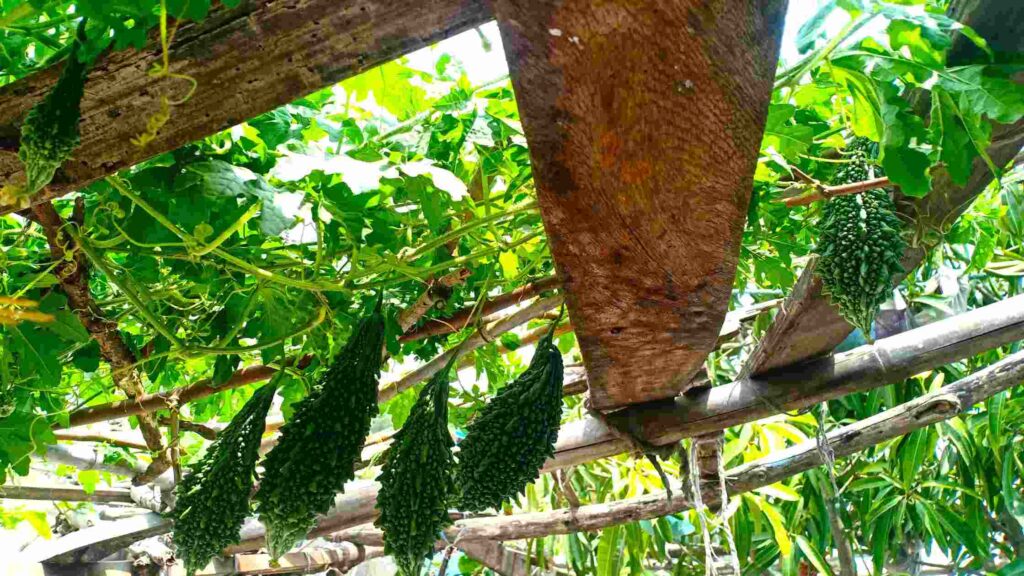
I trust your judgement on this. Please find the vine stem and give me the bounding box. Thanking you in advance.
[774,14,873,92]
[107,176,351,293]
[68,226,184,349]
[400,200,538,262]
[777,175,891,207]
[191,201,261,256]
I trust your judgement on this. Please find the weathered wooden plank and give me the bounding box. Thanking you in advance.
[491,0,787,409]
[0,0,492,215]
[740,0,1024,377]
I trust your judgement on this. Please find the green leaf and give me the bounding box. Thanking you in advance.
[597,525,623,576]
[937,65,1024,124]
[762,104,815,160]
[22,510,51,539]
[178,159,302,236]
[795,0,838,54]
[498,251,519,280]
[934,503,987,559]
[929,88,977,186]
[795,535,835,576]
[77,470,100,494]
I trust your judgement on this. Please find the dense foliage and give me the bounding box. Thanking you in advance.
[0,0,1022,574]
[171,381,276,575]
[255,302,385,559]
[376,358,457,576]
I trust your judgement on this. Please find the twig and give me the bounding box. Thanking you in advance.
[776,176,891,207]
[31,202,171,484]
[400,275,560,342]
[53,432,149,451]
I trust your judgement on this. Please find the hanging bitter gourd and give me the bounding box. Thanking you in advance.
[376,357,457,576]
[814,138,906,340]
[171,382,277,576]
[255,300,386,559]
[15,19,93,199]
[455,316,564,511]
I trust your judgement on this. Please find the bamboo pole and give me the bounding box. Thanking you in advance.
[0,485,134,504]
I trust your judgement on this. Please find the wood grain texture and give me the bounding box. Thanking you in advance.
[0,0,492,215]
[740,0,1024,377]
[492,0,787,409]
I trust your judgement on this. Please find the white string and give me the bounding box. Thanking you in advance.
[716,443,741,576]
[688,440,720,576]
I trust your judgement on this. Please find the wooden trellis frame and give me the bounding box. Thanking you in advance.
[0,0,1022,573]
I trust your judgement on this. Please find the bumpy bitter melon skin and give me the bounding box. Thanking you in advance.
[172,382,277,576]
[814,138,906,340]
[376,358,457,576]
[455,320,564,512]
[255,301,386,559]
[17,20,92,197]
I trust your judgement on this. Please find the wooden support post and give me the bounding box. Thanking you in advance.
[491,0,788,409]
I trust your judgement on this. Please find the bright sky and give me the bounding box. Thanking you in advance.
[404,2,842,86]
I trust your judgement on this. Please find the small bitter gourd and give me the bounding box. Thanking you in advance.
[172,382,277,575]
[255,300,386,559]
[455,317,564,511]
[376,357,458,576]
[814,138,906,340]
[17,20,93,198]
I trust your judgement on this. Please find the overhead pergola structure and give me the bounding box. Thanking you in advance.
[0,0,1022,574]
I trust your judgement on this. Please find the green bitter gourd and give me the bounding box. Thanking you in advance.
[15,20,93,200]
[455,317,564,511]
[376,357,458,576]
[814,138,906,340]
[255,300,386,559]
[171,382,277,575]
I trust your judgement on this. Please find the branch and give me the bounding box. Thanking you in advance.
[399,275,561,342]
[0,484,135,504]
[31,202,170,484]
[53,431,149,451]
[775,175,892,208]
[378,294,564,402]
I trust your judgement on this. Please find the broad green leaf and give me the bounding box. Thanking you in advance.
[929,88,977,186]
[77,470,100,494]
[596,525,623,576]
[937,66,1024,124]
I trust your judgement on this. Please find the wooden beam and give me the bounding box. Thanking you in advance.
[0,0,493,215]
[491,0,787,409]
[0,485,134,504]
[36,294,1024,563]
[739,0,1024,377]
[329,346,1024,543]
